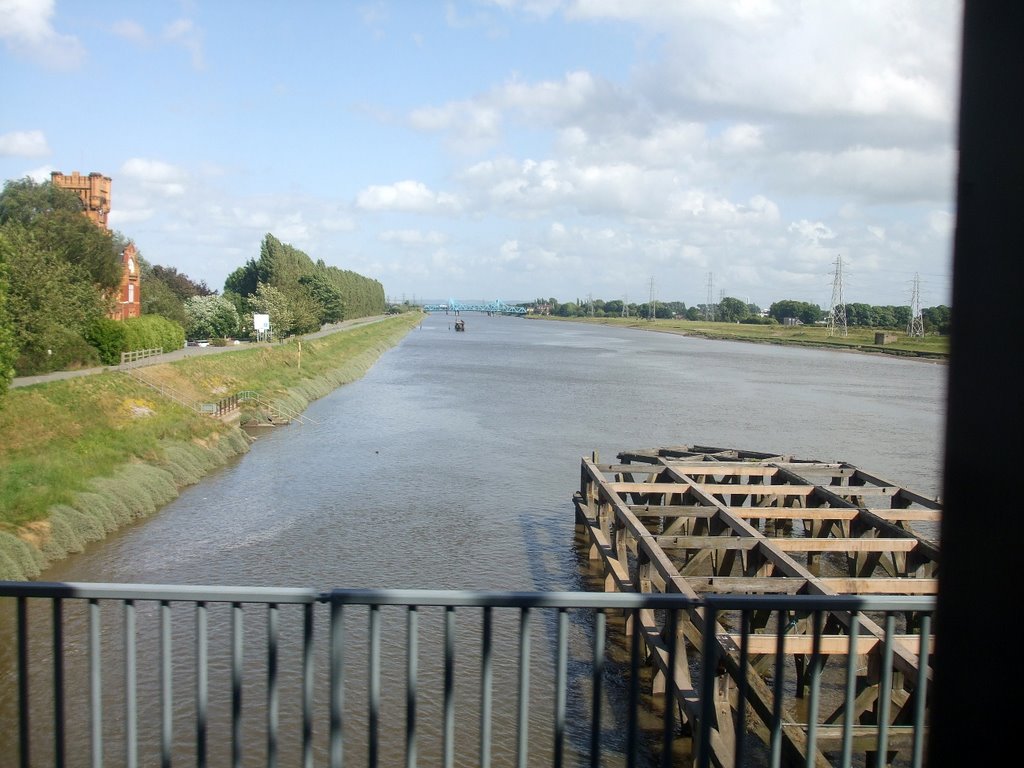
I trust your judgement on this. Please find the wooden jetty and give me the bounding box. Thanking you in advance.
[573,444,939,767]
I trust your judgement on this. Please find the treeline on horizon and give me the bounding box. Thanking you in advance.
[525,296,951,334]
[0,177,385,401]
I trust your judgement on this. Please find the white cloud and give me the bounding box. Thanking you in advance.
[356,180,462,213]
[0,129,50,157]
[163,17,204,70]
[0,0,85,69]
[111,19,148,45]
[120,158,189,197]
[379,229,447,245]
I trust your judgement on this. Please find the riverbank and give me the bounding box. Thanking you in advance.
[524,314,949,360]
[0,312,422,580]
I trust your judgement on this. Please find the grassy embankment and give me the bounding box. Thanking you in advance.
[528,315,949,359]
[0,313,422,580]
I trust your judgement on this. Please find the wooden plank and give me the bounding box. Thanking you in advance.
[718,633,935,655]
[689,577,938,595]
[656,536,918,553]
[628,505,941,523]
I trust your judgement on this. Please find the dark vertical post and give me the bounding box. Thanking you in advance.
[931,2,1023,763]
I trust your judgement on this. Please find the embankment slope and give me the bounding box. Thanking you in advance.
[0,313,421,580]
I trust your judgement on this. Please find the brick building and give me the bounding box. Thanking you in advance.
[51,170,140,320]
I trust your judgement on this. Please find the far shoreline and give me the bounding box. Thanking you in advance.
[522,314,949,363]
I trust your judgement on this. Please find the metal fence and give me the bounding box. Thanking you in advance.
[0,582,933,768]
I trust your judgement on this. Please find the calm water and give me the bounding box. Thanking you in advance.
[2,315,947,766]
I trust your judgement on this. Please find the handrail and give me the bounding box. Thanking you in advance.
[0,581,934,768]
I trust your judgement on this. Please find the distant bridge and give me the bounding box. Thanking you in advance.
[422,299,527,314]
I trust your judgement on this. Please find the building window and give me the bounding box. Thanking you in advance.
[128,284,134,303]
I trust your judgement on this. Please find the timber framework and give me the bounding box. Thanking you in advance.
[573,444,939,767]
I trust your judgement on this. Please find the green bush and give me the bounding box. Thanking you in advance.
[86,317,129,365]
[123,315,185,354]
[16,327,100,374]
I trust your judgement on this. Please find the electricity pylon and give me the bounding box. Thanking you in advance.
[826,255,848,337]
[908,273,925,337]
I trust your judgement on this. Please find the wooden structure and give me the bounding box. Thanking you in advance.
[574,444,939,766]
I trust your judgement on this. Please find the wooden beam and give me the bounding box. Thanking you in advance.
[689,577,938,595]
[655,536,919,553]
[718,633,935,656]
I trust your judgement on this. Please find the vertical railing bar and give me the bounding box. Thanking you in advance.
[125,600,137,768]
[443,606,455,768]
[589,608,605,768]
[267,603,279,768]
[369,604,381,768]
[805,610,824,766]
[303,603,314,768]
[734,609,751,768]
[910,614,931,768]
[330,599,344,768]
[874,613,896,768]
[232,603,243,768]
[480,606,493,768]
[626,608,641,768]
[516,606,532,768]
[160,601,172,768]
[89,599,102,768]
[554,608,568,768]
[769,609,787,768]
[697,604,718,768]
[661,609,679,768]
[406,605,419,768]
[53,598,66,768]
[17,596,29,768]
[196,601,208,768]
[840,612,860,768]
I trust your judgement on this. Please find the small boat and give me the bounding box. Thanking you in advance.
[454,319,466,332]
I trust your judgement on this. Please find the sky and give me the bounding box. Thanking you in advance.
[1,0,962,309]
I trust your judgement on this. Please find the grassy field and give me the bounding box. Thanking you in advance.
[527,315,949,359]
[0,313,421,579]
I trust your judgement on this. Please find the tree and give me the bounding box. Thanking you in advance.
[184,295,240,340]
[922,305,952,335]
[0,223,108,373]
[0,177,84,226]
[718,297,750,323]
[248,282,293,339]
[769,300,823,325]
[0,254,15,401]
[299,271,345,325]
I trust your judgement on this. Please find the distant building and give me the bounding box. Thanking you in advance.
[51,170,140,321]
[50,171,111,229]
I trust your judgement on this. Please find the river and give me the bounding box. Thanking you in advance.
[3,314,947,766]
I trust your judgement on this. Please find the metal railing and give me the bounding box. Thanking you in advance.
[237,391,316,425]
[0,582,933,767]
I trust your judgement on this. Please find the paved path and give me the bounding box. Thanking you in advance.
[10,315,389,389]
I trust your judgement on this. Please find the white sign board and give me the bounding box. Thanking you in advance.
[253,313,270,331]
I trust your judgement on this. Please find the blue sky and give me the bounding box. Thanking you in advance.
[1,1,961,309]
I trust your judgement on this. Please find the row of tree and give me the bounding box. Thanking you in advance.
[528,296,951,334]
[0,177,388,403]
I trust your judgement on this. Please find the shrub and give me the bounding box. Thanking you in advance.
[16,327,100,374]
[123,315,185,354]
[86,317,129,365]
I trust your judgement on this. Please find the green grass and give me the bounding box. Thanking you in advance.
[0,313,421,579]
[529,315,949,359]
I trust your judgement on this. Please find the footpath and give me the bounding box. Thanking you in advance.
[10,315,389,389]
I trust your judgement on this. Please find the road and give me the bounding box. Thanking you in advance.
[9,315,390,389]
